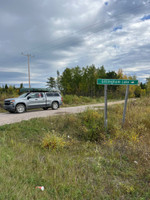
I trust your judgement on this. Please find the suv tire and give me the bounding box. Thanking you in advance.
[52,102,59,110]
[9,111,15,113]
[16,104,26,113]
[43,107,48,110]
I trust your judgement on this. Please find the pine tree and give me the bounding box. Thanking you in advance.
[46,77,56,88]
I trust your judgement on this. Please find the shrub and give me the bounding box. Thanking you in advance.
[63,95,73,104]
[41,132,67,150]
[141,89,146,97]
[134,86,141,97]
[62,95,103,106]
[78,110,105,142]
[73,95,80,104]
[79,96,92,103]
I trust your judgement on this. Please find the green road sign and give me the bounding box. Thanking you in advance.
[97,79,138,85]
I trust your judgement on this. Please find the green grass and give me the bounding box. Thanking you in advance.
[62,95,123,107]
[62,95,105,106]
[0,97,150,199]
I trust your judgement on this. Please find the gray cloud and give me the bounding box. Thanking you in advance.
[0,0,150,86]
[0,71,26,82]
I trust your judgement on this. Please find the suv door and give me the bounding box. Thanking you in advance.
[27,92,46,109]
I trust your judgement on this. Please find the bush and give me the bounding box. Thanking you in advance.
[63,95,92,105]
[79,96,92,103]
[141,89,146,97]
[41,132,67,150]
[62,95,104,106]
[63,95,73,104]
[134,86,141,97]
[78,110,105,142]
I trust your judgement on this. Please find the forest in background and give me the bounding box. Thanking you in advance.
[0,65,150,100]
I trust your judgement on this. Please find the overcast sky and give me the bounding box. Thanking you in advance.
[0,0,150,87]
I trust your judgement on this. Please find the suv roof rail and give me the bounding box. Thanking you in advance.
[20,88,60,93]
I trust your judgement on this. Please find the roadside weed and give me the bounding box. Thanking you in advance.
[41,132,67,150]
[0,97,149,199]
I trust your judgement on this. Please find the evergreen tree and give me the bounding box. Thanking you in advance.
[71,66,82,95]
[46,77,56,88]
[97,66,106,78]
[106,71,118,93]
[20,83,24,89]
[140,82,146,90]
[60,68,73,94]
[5,84,8,90]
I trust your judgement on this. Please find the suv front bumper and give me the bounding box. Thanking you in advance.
[4,104,16,112]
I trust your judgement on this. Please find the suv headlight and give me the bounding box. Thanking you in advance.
[10,100,15,104]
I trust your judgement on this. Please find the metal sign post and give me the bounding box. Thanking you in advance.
[104,85,108,131]
[97,79,138,130]
[122,85,129,127]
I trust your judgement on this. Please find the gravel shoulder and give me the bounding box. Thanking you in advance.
[0,100,129,126]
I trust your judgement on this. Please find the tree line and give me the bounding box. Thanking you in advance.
[0,65,150,100]
[0,84,24,100]
[47,65,149,98]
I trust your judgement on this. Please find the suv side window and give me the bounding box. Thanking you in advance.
[53,93,60,96]
[28,92,43,98]
[46,92,53,97]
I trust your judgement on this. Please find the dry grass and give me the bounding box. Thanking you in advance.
[0,97,149,199]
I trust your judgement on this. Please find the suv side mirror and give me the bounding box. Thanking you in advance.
[27,96,31,100]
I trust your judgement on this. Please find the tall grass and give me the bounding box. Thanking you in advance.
[0,97,149,199]
[62,95,105,106]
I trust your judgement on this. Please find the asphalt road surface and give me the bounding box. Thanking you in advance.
[0,100,127,126]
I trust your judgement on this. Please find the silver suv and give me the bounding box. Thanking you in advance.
[4,91,63,113]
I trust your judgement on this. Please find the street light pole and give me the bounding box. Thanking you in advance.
[21,53,34,88]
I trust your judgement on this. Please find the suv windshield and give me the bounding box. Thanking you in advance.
[18,93,29,98]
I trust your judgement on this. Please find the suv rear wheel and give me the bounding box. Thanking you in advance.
[52,102,59,110]
[16,104,26,113]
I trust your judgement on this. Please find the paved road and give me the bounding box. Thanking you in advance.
[0,100,127,126]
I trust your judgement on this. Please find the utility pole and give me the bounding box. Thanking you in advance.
[21,53,34,88]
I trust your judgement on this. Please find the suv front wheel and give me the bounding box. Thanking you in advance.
[16,104,26,113]
[52,102,59,110]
